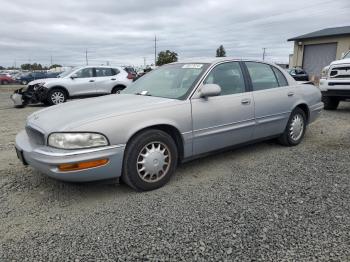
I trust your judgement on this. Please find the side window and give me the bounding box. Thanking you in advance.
[111,68,120,75]
[95,68,113,77]
[75,68,93,78]
[272,67,288,87]
[204,62,245,96]
[245,62,279,91]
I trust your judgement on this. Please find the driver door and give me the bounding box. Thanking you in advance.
[191,62,255,155]
[68,68,96,96]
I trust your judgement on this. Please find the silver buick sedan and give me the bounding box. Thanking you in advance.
[15,58,323,191]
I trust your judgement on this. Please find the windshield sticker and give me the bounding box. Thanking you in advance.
[182,64,203,69]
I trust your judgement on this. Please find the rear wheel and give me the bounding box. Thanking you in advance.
[278,107,306,146]
[122,129,178,191]
[111,85,125,94]
[47,88,67,105]
[322,96,339,110]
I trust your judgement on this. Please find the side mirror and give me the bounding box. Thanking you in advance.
[199,84,221,98]
[70,73,78,79]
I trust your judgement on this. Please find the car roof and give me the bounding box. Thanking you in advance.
[173,57,278,66]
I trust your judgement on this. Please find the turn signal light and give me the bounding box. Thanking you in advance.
[58,159,109,172]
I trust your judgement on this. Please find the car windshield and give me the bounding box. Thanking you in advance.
[58,67,77,78]
[122,63,209,99]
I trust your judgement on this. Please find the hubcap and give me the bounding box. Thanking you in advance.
[51,91,65,104]
[136,142,171,183]
[289,114,304,141]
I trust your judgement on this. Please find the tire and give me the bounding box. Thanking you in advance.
[278,107,307,146]
[122,129,178,191]
[111,85,125,94]
[21,80,28,85]
[2,80,8,85]
[322,96,339,110]
[47,88,67,105]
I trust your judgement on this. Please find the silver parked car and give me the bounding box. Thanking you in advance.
[11,66,133,106]
[15,58,323,191]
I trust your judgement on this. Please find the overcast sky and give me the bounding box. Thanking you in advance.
[0,0,349,67]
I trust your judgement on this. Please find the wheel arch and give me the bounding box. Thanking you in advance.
[112,84,126,93]
[294,103,310,123]
[126,124,185,161]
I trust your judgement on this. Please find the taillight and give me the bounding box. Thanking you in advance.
[127,73,134,79]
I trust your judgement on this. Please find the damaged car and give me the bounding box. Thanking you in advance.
[11,83,50,107]
[10,66,133,107]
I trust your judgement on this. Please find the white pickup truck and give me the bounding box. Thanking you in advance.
[320,50,350,110]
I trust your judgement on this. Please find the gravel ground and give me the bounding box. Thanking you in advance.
[0,90,349,261]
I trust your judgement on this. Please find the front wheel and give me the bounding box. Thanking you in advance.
[278,108,306,146]
[122,129,178,191]
[47,89,67,105]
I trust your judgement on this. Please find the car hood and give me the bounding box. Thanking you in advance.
[27,94,177,133]
[330,58,350,66]
[28,78,59,85]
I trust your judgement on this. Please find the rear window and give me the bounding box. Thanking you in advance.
[272,67,288,87]
[245,62,279,91]
[95,68,113,77]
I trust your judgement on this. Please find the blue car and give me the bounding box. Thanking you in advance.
[16,72,58,85]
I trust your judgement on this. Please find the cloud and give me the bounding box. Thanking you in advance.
[0,0,349,67]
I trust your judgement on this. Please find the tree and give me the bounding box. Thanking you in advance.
[156,50,178,66]
[20,63,45,71]
[49,64,62,69]
[216,45,226,57]
[0,65,4,70]
[21,63,31,70]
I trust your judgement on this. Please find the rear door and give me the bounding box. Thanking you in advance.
[94,67,119,94]
[68,67,96,96]
[244,62,295,139]
[191,61,255,155]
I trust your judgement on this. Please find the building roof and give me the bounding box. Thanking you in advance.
[288,26,350,41]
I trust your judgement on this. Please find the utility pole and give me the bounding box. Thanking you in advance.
[154,35,157,66]
[85,49,88,65]
[50,55,53,67]
[262,48,267,61]
[143,57,146,67]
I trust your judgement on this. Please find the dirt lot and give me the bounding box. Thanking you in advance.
[0,88,349,261]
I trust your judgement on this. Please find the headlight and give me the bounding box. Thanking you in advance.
[48,133,109,149]
[321,66,329,79]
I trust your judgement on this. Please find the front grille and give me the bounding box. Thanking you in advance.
[25,126,45,145]
[330,66,350,79]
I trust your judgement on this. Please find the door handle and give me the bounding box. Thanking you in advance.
[111,78,116,81]
[241,98,251,105]
[288,92,294,97]
[89,80,95,82]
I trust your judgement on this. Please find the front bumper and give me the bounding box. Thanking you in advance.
[10,93,24,106]
[319,79,350,98]
[15,130,125,182]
